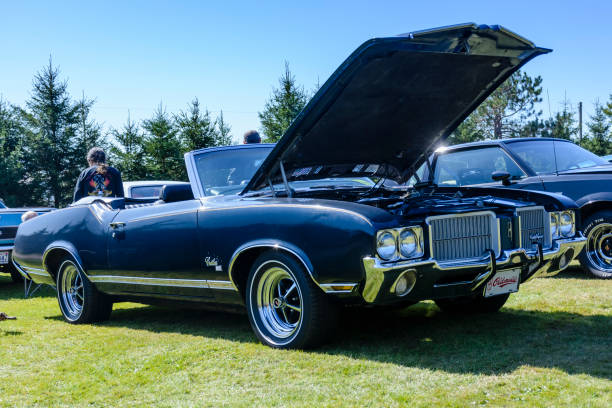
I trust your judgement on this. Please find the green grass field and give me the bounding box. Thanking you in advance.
[1,267,610,407]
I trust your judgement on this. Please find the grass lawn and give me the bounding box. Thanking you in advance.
[1,266,610,407]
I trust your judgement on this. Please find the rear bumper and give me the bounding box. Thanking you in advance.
[360,234,587,304]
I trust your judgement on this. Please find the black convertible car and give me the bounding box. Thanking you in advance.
[421,138,612,278]
[12,24,586,348]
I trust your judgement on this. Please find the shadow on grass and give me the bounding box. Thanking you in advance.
[0,330,23,336]
[0,275,55,300]
[83,300,612,380]
[550,265,594,280]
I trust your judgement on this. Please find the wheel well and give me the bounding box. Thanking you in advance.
[580,202,612,224]
[230,247,312,299]
[43,248,74,280]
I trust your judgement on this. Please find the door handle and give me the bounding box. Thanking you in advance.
[110,222,126,229]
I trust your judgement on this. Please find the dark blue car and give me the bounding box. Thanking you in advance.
[421,138,612,278]
[12,24,586,348]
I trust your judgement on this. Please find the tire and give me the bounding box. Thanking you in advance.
[579,210,612,279]
[56,257,112,324]
[245,251,338,349]
[435,293,510,314]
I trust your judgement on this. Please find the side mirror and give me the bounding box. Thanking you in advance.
[491,171,512,186]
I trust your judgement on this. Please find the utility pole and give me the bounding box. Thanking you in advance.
[578,102,583,146]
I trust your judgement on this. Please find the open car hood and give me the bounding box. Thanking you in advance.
[243,23,550,193]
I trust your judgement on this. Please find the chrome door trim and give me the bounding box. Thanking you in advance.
[88,275,237,291]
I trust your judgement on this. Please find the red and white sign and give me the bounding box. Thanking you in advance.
[484,268,520,298]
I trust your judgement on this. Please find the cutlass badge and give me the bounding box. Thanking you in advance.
[204,256,223,272]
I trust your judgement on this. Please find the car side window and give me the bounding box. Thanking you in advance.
[433,147,526,186]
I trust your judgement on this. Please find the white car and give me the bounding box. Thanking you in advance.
[123,181,190,200]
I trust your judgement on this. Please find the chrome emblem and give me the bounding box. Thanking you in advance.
[529,232,544,242]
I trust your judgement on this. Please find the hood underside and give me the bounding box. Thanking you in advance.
[244,23,550,193]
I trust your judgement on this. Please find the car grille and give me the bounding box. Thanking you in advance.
[516,207,550,250]
[0,226,18,240]
[428,212,497,262]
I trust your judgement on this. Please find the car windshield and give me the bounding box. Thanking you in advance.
[194,147,376,196]
[0,200,6,209]
[506,140,607,174]
[433,146,526,186]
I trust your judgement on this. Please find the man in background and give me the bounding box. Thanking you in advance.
[73,147,124,202]
[243,130,261,144]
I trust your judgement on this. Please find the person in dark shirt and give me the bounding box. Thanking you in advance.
[73,147,124,202]
[243,130,261,144]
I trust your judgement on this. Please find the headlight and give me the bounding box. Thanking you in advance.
[376,227,424,260]
[550,211,575,239]
[399,228,424,258]
[559,211,575,237]
[550,213,559,238]
[376,231,397,260]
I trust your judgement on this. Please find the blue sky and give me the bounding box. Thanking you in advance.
[1,0,610,143]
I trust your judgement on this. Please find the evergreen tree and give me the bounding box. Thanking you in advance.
[603,94,612,119]
[142,103,185,180]
[258,62,309,142]
[74,92,106,166]
[110,113,146,180]
[538,98,577,141]
[447,116,484,145]
[175,98,217,151]
[468,71,544,140]
[21,58,80,207]
[214,110,233,146]
[0,98,26,206]
[584,100,612,155]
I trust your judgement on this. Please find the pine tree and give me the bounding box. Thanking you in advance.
[470,71,544,139]
[258,62,309,142]
[214,110,233,146]
[0,97,26,206]
[21,58,80,207]
[110,113,146,180]
[74,91,106,166]
[447,116,484,145]
[175,98,217,151]
[142,103,185,180]
[539,98,577,141]
[584,100,612,155]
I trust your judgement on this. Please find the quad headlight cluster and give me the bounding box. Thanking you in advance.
[376,226,424,261]
[550,210,575,239]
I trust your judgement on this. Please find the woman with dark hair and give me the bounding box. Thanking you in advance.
[73,147,124,202]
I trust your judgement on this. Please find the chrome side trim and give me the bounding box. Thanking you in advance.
[207,280,236,290]
[88,275,237,291]
[0,245,15,251]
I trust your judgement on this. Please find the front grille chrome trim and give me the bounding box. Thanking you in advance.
[426,211,499,263]
[516,206,551,250]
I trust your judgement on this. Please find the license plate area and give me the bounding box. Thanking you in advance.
[484,268,520,297]
[0,251,9,265]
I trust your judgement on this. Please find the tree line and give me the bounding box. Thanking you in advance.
[447,71,612,155]
[1,58,611,208]
[0,59,234,207]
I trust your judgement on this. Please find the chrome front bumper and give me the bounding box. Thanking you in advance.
[361,234,587,303]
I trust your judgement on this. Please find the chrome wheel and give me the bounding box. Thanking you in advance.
[255,261,303,340]
[59,261,84,321]
[586,222,612,274]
